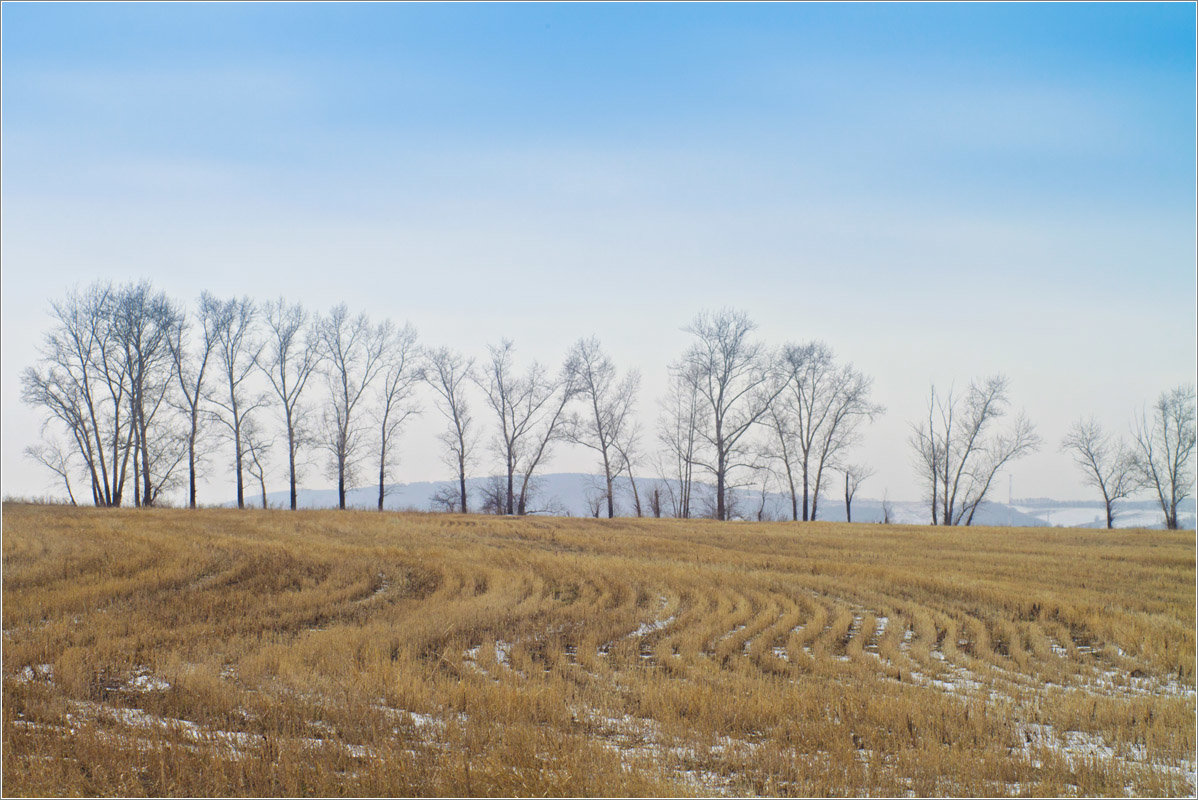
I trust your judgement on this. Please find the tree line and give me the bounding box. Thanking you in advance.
[20,282,1196,529]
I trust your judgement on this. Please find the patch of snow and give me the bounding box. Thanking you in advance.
[128,669,171,692]
[14,663,54,683]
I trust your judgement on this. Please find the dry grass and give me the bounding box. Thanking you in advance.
[2,502,1195,797]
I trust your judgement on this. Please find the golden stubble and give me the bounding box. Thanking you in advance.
[2,503,1194,797]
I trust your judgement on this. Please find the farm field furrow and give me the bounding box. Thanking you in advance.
[2,503,1195,797]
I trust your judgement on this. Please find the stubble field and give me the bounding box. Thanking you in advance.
[2,502,1195,796]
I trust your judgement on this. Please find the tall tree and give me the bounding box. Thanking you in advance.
[261,298,323,510]
[909,376,1041,526]
[374,323,422,510]
[675,309,787,521]
[21,282,184,507]
[476,340,578,515]
[318,305,388,510]
[1133,384,1196,530]
[656,366,701,518]
[766,342,882,521]
[209,296,264,510]
[168,293,220,508]
[112,282,182,507]
[1061,418,1141,529]
[565,336,640,519]
[425,347,477,513]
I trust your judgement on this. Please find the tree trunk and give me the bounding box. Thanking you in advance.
[377,435,386,511]
[188,429,197,508]
[844,473,852,524]
[289,440,297,511]
[458,450,468,513]
[378,460,385,511]
[605,467,615,519]
[506,461,515,515]
[234,437,245,509]
[801,461,810,521]
[716,450,726,521]
[288,413,298,511]
[338,455,347,509]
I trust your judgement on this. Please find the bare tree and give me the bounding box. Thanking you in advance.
[842,463,875,524]
[374,323,422,510]
[430,484,460,512]
[766,342,882,521]
[261,298,323,510]
[585,486,605,518]
[318,305,388,510]
[675,309,788,521]
[242,418,274,510]
[479,475,507,515]
[168,293,220,508]
[22,282,184,507]
[24,436,79,505]
[749,458,778,522]
[909,376,1041,526]
[22,284,129,506]
[565,336,640,519]
[476,340,578,515]
[1133,384,1196,530]
[111,282,182,507]
[647,484,663,518]
[208,297,264,509]
[613,428,644,518]
[881,490,894,525]
[657,367,701,518]
[1061,418,1141,529]
[425,347,477,514]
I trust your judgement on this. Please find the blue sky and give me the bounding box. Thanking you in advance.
[3,3,1195,506]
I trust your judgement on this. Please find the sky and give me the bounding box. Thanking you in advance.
[2,3,1195,507]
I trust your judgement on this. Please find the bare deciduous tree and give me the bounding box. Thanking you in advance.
[374,323,422,511]
[168,293,220,508]
[479,475,507,516]
[242,418,273,510]
[430,484,460,512]
[766,342,882,521]
[1061,418,1141,529]
[318,305,388,510]
[657,367,701,518]
[476,340,578,515]
[113,282,182,507]
[1133,384,1196,530]
[676,309,788,521]
[909,376,1041,526]
[208,297,264,510]
[22,282,185,508]
[425,347,477,514]
[841,463,875,524]
[647,484,663,518]
[261,298,323,510]
[565,336,640,519]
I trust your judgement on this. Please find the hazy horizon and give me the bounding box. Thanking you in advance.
[3,4,1195,508]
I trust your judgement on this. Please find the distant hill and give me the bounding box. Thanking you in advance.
[244,473,1194,529]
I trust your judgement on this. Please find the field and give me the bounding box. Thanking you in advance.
[2,503,1195,797]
